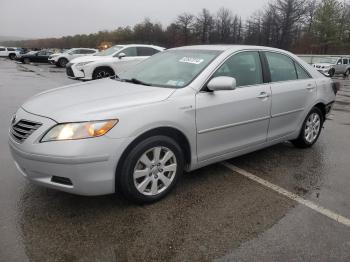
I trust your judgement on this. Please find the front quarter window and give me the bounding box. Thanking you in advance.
[118,49,221,88]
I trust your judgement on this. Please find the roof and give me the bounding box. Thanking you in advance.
[172,45,290,53]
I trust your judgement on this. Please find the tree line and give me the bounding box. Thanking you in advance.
[2,0,350,54]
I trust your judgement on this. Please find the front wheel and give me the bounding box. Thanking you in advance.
[57,58,68,68]
[117,136,184,204]
[23,58,30,64]
[291,107,324,148]
[328,68,335,77]
[92,67,115,80]
[9,53,16,60]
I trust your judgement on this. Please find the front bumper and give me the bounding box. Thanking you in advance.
[66,63,93,81]
[48,58,58,65]
[8,108,132,196]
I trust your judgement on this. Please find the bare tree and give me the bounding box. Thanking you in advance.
[215,7,233,43]
[194,8,214,44]
[175,13,195,45]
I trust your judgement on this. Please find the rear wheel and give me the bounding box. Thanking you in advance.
[291,107,324,148]
[344,69,350,78]
[23,58,30,64]
[57,58,68,68]
[117,136,184,204]
[92,67,115,80]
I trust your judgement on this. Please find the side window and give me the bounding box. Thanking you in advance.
[0,48,6,51]
[120,47,137,57]
[69,50,80,55]
[137,47,160,56]
[86,49,96,54]
[343,59,348,65]
[337,59,342,65]
[212,51,263,87]
[265,52,297,82]
[7,48,15,51]
[295,63,311,79]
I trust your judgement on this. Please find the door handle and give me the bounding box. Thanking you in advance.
[257,92,269,99]
[306,84,315,90]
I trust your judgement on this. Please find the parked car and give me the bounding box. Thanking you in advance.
[0,46,20,60]
[48,48,98,67]
[16,50,54,64]
[9,45,336,203]
[313,56,350,77]
[66,44,165,80]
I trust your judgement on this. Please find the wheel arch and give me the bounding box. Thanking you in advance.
[313,102,327,121]
[93,66,116,77]
[115,126,192,189]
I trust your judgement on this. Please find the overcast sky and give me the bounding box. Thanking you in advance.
[0,0,269,39]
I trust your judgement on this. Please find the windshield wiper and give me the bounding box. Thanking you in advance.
[120,78,152,86]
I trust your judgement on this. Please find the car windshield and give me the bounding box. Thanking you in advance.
[319,57,340,64]
[118,49,221,88]
[94,46,123,56]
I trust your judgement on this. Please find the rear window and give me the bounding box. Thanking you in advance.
[265,52,297,82]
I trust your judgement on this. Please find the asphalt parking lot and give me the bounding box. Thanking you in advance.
[0,59,350,262]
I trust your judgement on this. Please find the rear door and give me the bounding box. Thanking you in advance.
[196,51,271,161]
[264,52,317,140]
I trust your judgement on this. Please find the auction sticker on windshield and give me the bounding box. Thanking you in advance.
[179,57,204,65]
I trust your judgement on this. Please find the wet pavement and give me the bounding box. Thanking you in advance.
[0,59,349,261]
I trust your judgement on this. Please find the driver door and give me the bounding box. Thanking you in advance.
[196,51,271,162]
[114,47,143,73]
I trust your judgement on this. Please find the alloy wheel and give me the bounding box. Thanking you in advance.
[304,113,321,143]
[96,70,110,79]
[133,146,177,196]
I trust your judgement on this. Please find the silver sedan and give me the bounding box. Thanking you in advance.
[9,45,336,203]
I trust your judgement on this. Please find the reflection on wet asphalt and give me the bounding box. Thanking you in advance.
[0,59,349,261]
[19,165,294,261]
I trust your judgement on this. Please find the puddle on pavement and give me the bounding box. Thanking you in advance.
[18,164,294,261]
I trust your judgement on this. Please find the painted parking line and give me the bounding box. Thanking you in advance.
[222,162,350,227]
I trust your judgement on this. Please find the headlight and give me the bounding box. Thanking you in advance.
[41,119,118,142]
[76,61,93,68]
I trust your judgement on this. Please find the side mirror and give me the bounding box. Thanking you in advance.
[118,53,126,59]
[207,76,237,91]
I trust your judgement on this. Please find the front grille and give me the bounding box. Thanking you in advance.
[11,119,42,143]
[66,66,74,77]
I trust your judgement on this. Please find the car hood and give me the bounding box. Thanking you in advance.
[70,55,114,64]
[313,63,333,67]
[21,79,176,122]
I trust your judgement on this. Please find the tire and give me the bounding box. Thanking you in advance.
[117,135,184,204]
[92,67,115,80]
[344,69,350,78]
[23,58,30,64]
[291,107,324,148]
[328,68,335,77]
[9,53,16,60]
[57,58,68,68]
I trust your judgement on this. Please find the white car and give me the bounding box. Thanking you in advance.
[313,56,350,77]
[0,46,20,60]
[66,44,165,80]
[48,48,98,67]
